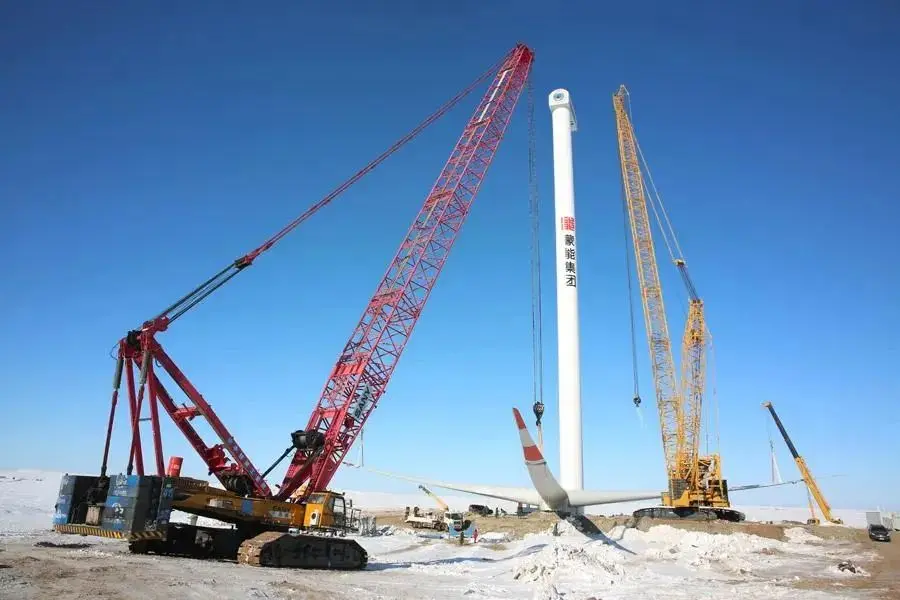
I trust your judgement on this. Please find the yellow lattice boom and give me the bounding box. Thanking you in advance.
[614,86,729,510]
[613,87,685,481]
[679,286,706,486]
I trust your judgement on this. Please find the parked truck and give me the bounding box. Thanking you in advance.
[403,506,468,532]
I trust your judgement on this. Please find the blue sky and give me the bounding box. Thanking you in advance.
[1,2,898,511]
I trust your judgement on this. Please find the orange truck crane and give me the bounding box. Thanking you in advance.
[51,43,535,570]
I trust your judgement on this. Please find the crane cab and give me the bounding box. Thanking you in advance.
[303,492,347,530]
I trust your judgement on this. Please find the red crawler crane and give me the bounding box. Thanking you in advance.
[98,43,535,505]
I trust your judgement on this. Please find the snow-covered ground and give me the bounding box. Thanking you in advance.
[0,469,882,599]
[353,520,875,599]
[0,470,64,537]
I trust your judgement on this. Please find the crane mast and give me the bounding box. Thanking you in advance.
[676,259,706,485]
[277,44,534,501]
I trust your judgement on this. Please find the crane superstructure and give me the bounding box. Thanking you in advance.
[762,401,842,525]
[613,85,738,521]
[52,43,535,569]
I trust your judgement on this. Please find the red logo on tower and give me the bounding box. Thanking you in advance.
[561,216,575,231]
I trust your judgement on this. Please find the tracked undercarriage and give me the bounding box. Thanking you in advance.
[237,531,368,569]
[128,524,368,569]
[633,506,745,522]
[55,474,370,571]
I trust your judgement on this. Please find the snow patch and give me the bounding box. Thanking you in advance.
[377,524,416,537]
[0,469,64,536]
[623,523,852,577]
[548,519,583,537]
[513,541,626,584]
[531,582,563,600]
[64,547,120,559]
[478,531,510,543]
[643,527,767,573]
[784,527,822,544]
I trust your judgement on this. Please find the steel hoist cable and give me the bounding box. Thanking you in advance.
[527,79,545,423]
[141,50,513,330]
[620,149,642,408]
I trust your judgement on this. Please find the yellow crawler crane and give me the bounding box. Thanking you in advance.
[613,85,739,521]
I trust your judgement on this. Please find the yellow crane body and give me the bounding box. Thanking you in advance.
[172,477,350,531]
[613,88,684,478]
[613,86,735,518]
[676,261,705,478]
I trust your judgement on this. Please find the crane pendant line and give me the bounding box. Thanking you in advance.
[277,44,535,501]
[139,52,510,331]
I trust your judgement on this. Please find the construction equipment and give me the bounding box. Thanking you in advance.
[418,485,450,512]
[404,485,472,533]
[404,506,444,530]
[52,43,535,569]
[613,85,741,521]
[54,471,368,568]
[762,401,842,525]
[403,505,470,532]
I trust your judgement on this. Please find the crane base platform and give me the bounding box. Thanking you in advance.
[633,506,746,522]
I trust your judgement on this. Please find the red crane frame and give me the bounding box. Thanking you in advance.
[99,43,534,502]
[278,43,533,500]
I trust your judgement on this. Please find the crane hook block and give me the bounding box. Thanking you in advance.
[633,395,641,408]
[533,401,544,426]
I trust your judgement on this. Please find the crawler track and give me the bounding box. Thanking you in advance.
[633,506,746,522]
[237,531,368,570]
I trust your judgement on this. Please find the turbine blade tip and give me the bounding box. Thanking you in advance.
[513,407,526,430]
